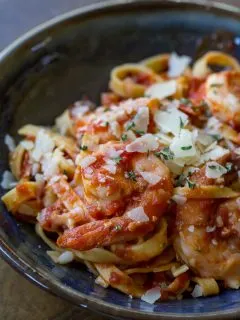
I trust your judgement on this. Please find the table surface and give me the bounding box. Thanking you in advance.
[0,0,239,319]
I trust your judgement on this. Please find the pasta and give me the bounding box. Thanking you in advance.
[3,50,240,304]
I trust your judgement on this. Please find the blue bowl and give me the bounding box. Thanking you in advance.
[1,1,240,318]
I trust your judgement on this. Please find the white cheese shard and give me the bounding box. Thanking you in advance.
[132,106,149,133]
[126,134,158,153]
[145,80,177,100]
[78,155,97,169]
[154,106,188,136]
[57,251,74,264]
[20,140,34,150]
[140,171,161,185]
[188,225,195,233]
[4,134,16,152]
[32,130,55,162]
[205,161,227,179]
[141,287,161,304]
[71,101,89,119]
[1,170,17,189]
[191,285,203,298]
[200,146,229,163]
[109,121,121,138]
[172,194,187,205]
[168,52,191,78]
[126,207,149,222]
[170,129,196,159]
[41,153,60,179]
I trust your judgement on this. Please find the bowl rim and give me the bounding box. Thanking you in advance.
[1,0,240,319]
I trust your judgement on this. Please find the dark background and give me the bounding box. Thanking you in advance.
[0,0,239,319]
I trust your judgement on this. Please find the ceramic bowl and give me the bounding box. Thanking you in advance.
[1,1,240,319]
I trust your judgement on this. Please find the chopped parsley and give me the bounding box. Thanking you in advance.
[80,145,88,151]
[175,174,185,187]
[210,83,223,88]
[181,145,192,151]
[225,162,232,172]
[112,156,122,164]
[121,134,128,141]
[155,147,174,161]
[103,121,109,127]
[180,98,192,106]
[186,178,196,189]
[126,170,137,182]
[114,225,122,231]
[134,129,145,136]
[180,117,185,129]
[126,121,136,131]
[208,165,217,170]
[210,134,221,141]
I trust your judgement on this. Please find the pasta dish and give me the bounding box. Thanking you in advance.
[3,50,240,303]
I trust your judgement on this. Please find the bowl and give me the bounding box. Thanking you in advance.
[1,0,240,319]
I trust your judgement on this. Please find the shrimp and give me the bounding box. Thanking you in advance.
[206,71,240,128]
[174,162,240,289]
[71,97,160,146]
[56,147,172,251]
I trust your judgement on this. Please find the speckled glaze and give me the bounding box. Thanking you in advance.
[1,1,240,319]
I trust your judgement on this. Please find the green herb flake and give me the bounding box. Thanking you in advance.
[134,130,145,136]
[114,225,122,231]
[210,83,223,88]
[112,156,122,164]
[181,145,192,151]
[208,165,217,170]
[126,170,137,182]
[103,121,109,127]
[155,147,174,161]
[225,162,233,172]
[180,98,192,106]
[175,174,186,187]
[80,145,88,151]
[180,117,185,129]
[121,134,128,142]
[210,134,221,141]
[186,178,196,189]
[126,121,136,131]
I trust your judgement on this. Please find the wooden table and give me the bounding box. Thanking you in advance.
[0,0,239,319]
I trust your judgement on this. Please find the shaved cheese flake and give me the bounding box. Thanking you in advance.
[196,131,215,146]
[154,107,188,136]
[103,164,117,174]
[126,134,158,153]
[57,251,74,264]
[78,155,97,169]
[127,207,149,222]
[4,134,16,152]
[206,226,216,233]
[205,161,227,179]
[71,101,89,119]
[201,146,229,163]
[168,52,191,78]
[140,171,161,185]
[41,153,60,179]
[32,130,55,162]
[172,194,187,205]
[145,80,177,100]
[191,285,203,298]
[20,140,34,150]
[109,121,121,138]
[170,129,196,158]
[133,106,149,133]
[188,225,195,233]
[141,286,161,304]
[1,170,17,189]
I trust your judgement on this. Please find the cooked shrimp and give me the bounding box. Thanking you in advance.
[206,71,240,128]
[174,163,240,289]
[71,97,160,145]
[57,148,172,251]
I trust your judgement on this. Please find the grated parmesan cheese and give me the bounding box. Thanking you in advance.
[127,207,149,222]
[4,134,16,152]
[77,155,97,169]
[191,284,203,298]
[188,225,195,233]
[145,80,177,100]
[126,134,158,153]
[1,170,17,189]
[141,286,161,304]
[132,106,149,133]
[205,161,227,179]
[154,105,188,136]
[172,194,187,205]
[168,52,191,78]
[20,140,34,150]
[32,130,55,162]
[140,171,161,185]
[170,129,197,159]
